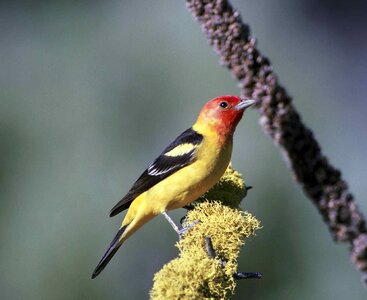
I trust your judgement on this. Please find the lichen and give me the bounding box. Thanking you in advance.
[186,163,248,209]
[150,254,232,299]
[180,202,260,263]
[150,164,261,299]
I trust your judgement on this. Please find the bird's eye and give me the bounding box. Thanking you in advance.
[219,101,228,109]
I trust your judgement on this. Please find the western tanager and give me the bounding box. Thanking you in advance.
[92,95,255,278]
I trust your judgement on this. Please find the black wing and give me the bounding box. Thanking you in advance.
[109,127,203,217]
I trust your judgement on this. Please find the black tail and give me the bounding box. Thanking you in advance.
[91,225,127,279]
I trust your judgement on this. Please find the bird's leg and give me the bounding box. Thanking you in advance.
[162,211,181,234]
[162,211,199,239]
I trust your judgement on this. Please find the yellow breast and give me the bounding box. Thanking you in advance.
[146,133,233,213]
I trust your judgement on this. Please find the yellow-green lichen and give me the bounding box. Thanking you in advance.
[150,164,261,300]
[151,202,260,299]
[186,164,248,209]
[150,254,232,299]
[180,202,260,263]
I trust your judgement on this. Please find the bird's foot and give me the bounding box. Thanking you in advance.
[162,211,199,239]
[178,219,199,239]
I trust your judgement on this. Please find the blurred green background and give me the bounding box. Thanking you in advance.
[1,0,366,299]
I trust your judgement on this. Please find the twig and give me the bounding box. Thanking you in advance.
[205,236,216,258]
[205,236,262,280]
[234,272,262,280]
[185,0,367,284]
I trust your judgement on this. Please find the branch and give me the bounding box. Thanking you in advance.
[205,236,262,279]
[150,165,261,298]
[186,0,367,284]
[151,202,261,299]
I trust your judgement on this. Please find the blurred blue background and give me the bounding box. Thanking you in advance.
[1,0,366,299]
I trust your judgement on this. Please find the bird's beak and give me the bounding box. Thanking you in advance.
[235,99,256,111]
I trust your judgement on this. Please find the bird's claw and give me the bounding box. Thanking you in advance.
[178,219,199,239]
[162,211,199,239]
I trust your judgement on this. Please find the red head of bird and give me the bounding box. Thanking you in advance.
[196,95,255,138]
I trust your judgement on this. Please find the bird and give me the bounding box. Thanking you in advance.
[91,95,255,279]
